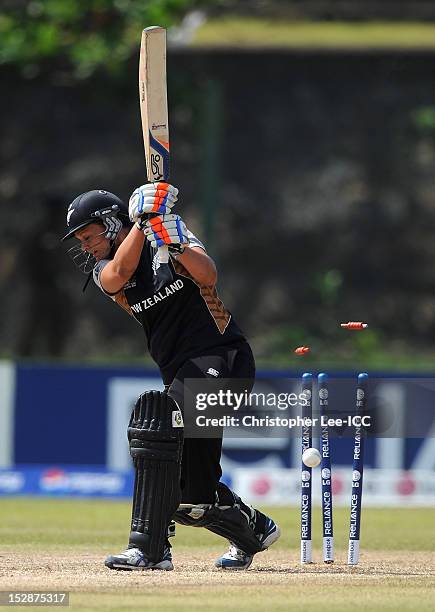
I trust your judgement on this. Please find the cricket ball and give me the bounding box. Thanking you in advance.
[302,447,321,468]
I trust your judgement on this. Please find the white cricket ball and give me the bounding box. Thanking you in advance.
[302,447,321,468]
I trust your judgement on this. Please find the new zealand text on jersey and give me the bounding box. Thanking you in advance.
[130,279,184,313]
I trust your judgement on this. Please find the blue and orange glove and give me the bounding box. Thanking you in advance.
[143,214,189,252]
[128,182,178,225]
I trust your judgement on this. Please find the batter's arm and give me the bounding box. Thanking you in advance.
[100,225,145,294]
[174,246,217,286]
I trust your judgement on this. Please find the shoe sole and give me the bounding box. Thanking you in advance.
[105,561,173,571]
[216,558,253,571]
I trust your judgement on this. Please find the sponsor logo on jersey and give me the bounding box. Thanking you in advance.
[172,410,184,428]
[124,277,137,290]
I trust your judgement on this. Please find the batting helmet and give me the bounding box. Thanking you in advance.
[61,189,130,241]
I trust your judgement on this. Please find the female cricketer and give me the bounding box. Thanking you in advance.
[62,183,280,571]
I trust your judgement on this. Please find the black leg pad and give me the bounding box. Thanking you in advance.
[174,503,263,556]
[128,390,183,562]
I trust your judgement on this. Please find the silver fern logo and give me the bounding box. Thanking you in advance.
[152,251,160,275]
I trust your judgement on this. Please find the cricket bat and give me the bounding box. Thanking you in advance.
[139,26,170,263]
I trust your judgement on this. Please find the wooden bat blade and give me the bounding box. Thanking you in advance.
[139,26,170,182]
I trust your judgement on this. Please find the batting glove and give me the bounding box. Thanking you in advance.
[129,182,178,224]
[143,214,189,250]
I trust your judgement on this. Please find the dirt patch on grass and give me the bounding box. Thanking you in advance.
[1,549,434,592]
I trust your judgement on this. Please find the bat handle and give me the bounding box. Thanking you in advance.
[158,244,169,264]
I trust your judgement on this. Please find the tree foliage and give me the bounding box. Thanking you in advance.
[0,0,202,79]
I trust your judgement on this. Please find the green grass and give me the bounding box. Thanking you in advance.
[0,498,434,552]
[69,583,435,612]
[257,350,435,373]
[1,499,434,610]
[192,18,435,50]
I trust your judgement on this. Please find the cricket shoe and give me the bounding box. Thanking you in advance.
[215,514,281,570]
[105,544,173,571]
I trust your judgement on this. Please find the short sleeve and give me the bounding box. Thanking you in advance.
[187,229,206,251]
[93,259,114,296]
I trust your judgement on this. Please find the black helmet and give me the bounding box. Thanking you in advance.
[61,190,129,241]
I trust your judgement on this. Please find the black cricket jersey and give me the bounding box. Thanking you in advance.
[93,231,246,384]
